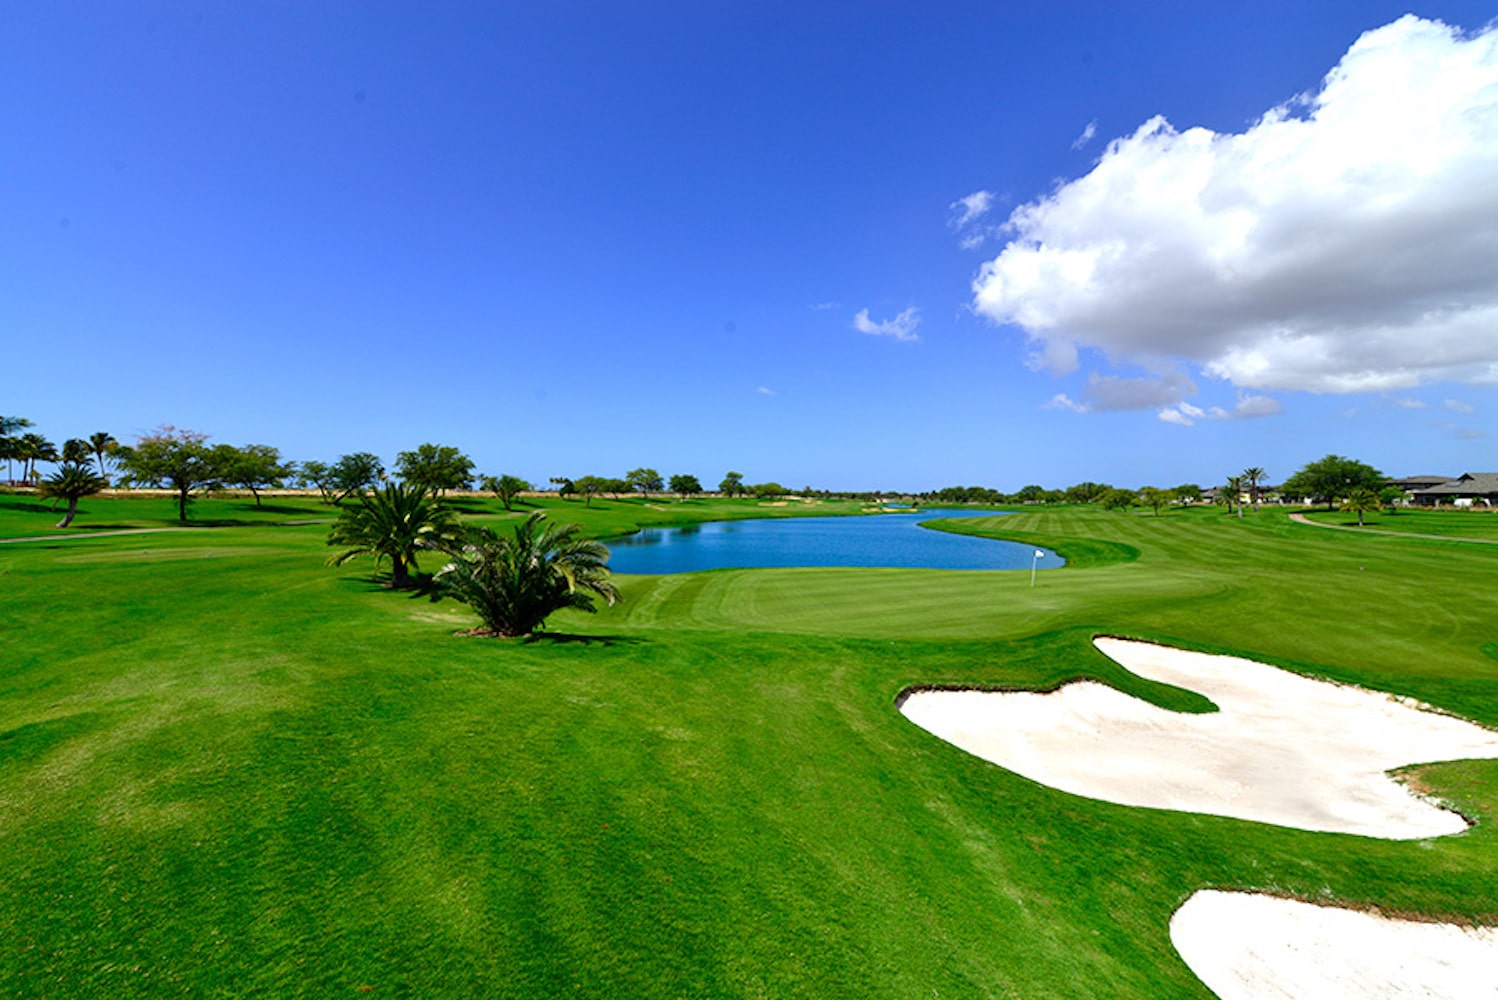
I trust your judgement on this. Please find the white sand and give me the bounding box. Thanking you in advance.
[1171,890,1498,999]
[899,637,1498,838]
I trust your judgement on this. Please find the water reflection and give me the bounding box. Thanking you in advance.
[607,509,1062,574]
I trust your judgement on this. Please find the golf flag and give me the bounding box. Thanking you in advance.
[1034,549,1044,558]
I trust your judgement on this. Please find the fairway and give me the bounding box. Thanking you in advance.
[2,496,1497,997]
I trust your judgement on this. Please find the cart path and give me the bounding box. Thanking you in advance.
[1288,511,1498,545]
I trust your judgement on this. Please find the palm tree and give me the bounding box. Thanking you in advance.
[62,438,91,465]
[326,481,459,588]
[0,436,17,486]
[89,431,118,481]
[17,433,58,484]
[1224,475,1245,519]
[38,463,107,528]
[436,512,620,638]
[1340,487,1382,527]
[1242,467,1266,512]
[0,417,32,484]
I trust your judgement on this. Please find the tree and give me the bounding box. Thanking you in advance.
[572,475,608,507]
[328,452,385,504]
[38,462,107,528]
[1012,484,1046,503]
[1100,488,1136,511]
[1242,467,1267,512]
[481,474,532,511]
[1281,454,1385,510]
[1065,481,1110,503]
[395,443,474,496]
[625,468,664,494]
[1340,487,1382,527]
[61,438,91,465]
[326,481,459,589]
[1138,486,1171,516]
[751,482,787,500]
[1224,475,1246,519]
[299,460,334,502]
[0,436,16,486]
[215,443,294,507]
[669,474,702,499]
[435,512,619,638]
[16,432,58,484]
[719,471,744,497]
[115,427,221,522]
[0,417,33,484]
[88,431,119,481]
[550,476,576,500]
[1173,483,1202,504]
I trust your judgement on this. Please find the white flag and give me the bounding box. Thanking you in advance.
[1034,549,1044,558]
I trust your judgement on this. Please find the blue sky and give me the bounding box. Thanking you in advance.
[5,2,1496,491]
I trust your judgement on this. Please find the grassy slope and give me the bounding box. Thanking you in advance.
[0,498,1496,997]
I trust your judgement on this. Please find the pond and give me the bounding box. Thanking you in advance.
[606,508,1064,574]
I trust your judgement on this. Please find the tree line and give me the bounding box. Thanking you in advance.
[2,415,1404,528]
[0,418,799,525]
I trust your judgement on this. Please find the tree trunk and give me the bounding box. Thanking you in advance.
[390,554,410,589]
[56,497,78,528]
[178,487,189,522]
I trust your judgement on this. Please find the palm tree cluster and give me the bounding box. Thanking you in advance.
[326,481,459,589]
[326,487,619,637]
[1,418,120,491]
[435,512,619,638]
[1220,467,1269,518]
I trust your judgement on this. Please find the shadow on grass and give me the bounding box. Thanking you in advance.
[519,632,642,646]
[232,502,326,516]
[1,500,61,515]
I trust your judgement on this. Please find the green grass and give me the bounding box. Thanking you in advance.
[2,497,1497,996]
[0,490,879,540]
[1301,505,1498,540]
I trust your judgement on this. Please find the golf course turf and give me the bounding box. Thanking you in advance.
[1,493,1495,997]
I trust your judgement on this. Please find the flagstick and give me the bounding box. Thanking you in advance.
[1031,550,1038,588]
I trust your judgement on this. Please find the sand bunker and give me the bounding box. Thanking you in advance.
[899,637,1498,838]
[1172,890,1498,999]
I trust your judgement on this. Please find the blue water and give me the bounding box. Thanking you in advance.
[606,508,1063,574]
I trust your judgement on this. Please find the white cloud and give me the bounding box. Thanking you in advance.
[1232,393,1282,418]
[808,301,840,311]
[949,190,994,230]
[1158,393,1281,426]
[756,385,776,396]
[1445,398,1476,412]
[1071,119,1098,150]
[1043,393,1090,413]
[1158,404,1203,426]
[1159,402,1215,426]
[853,306,921,342]
[972,16,1498,396]
[1046,375,1280,425]
[959,232,987,251]
[1393,397,1430,409]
